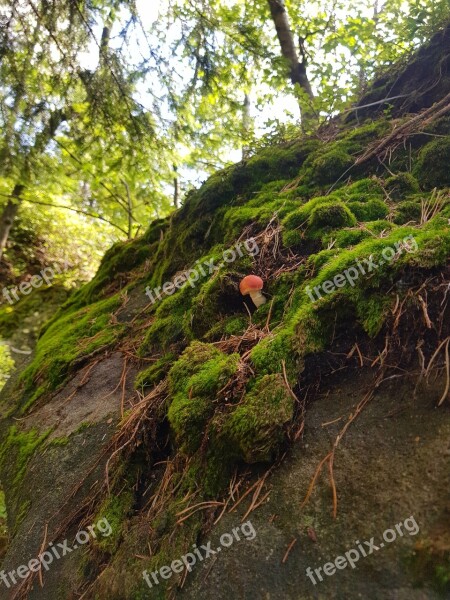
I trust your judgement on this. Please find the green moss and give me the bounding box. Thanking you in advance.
[0,343,14,391]
[59,224,167,315]
[394,200,422,224]
[204,314,249,341]
[347,198,389,222]
[223,374,295,463]
[139,283,195,354]
[94,489,134,554]
[19,295,125,402]
[0,426,50,486]
[308,201,357,237]
[135,353,176,390]
[251,327,298,381]
[322,228,371,249]
[308,248,341,271]
[414,137,450,189]
[308,147,353,185]
[339,119,391,144]
[282,196,356,243]
[167,342,239,454]
[189,271,245,338]
[341,177,384,200]
[365,220,396,235]
[385,172,420,200]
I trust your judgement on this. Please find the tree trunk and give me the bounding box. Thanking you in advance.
[242,93,251,160]
[0,184,25,262]
[173,165,179,209]
[267,0,314,120]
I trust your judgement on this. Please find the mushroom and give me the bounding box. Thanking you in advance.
[239,275,266,308]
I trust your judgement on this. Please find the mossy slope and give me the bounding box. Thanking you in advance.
[1,26,450,600]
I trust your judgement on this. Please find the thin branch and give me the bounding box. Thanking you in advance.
[23,198,128,235]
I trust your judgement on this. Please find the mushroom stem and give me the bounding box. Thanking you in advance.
[249,290,266,308]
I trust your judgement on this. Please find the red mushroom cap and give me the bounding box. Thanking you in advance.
[239,275,264,296]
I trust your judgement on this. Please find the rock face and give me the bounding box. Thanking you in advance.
[0,25,449,600]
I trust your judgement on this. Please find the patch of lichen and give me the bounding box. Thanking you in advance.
[19,294,126,404]
[222,374,295,463]
[167,342,239,454]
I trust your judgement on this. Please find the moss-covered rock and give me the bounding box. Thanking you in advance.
[307,147,353,185]
[385,172,420,200]
[223,374,294,463]
[347,198,389,222]
[394,199,422,224]
[414,137,450,189]
[167,342,239,454]
[19,294,125,404]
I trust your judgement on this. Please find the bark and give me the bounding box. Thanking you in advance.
[242,93,251,160]
[173,165,179,209]
[267,0,314,119]
[0,184,24,261]
[122,179,133,239]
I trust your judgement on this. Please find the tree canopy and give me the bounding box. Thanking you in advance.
[0,0,448,278]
